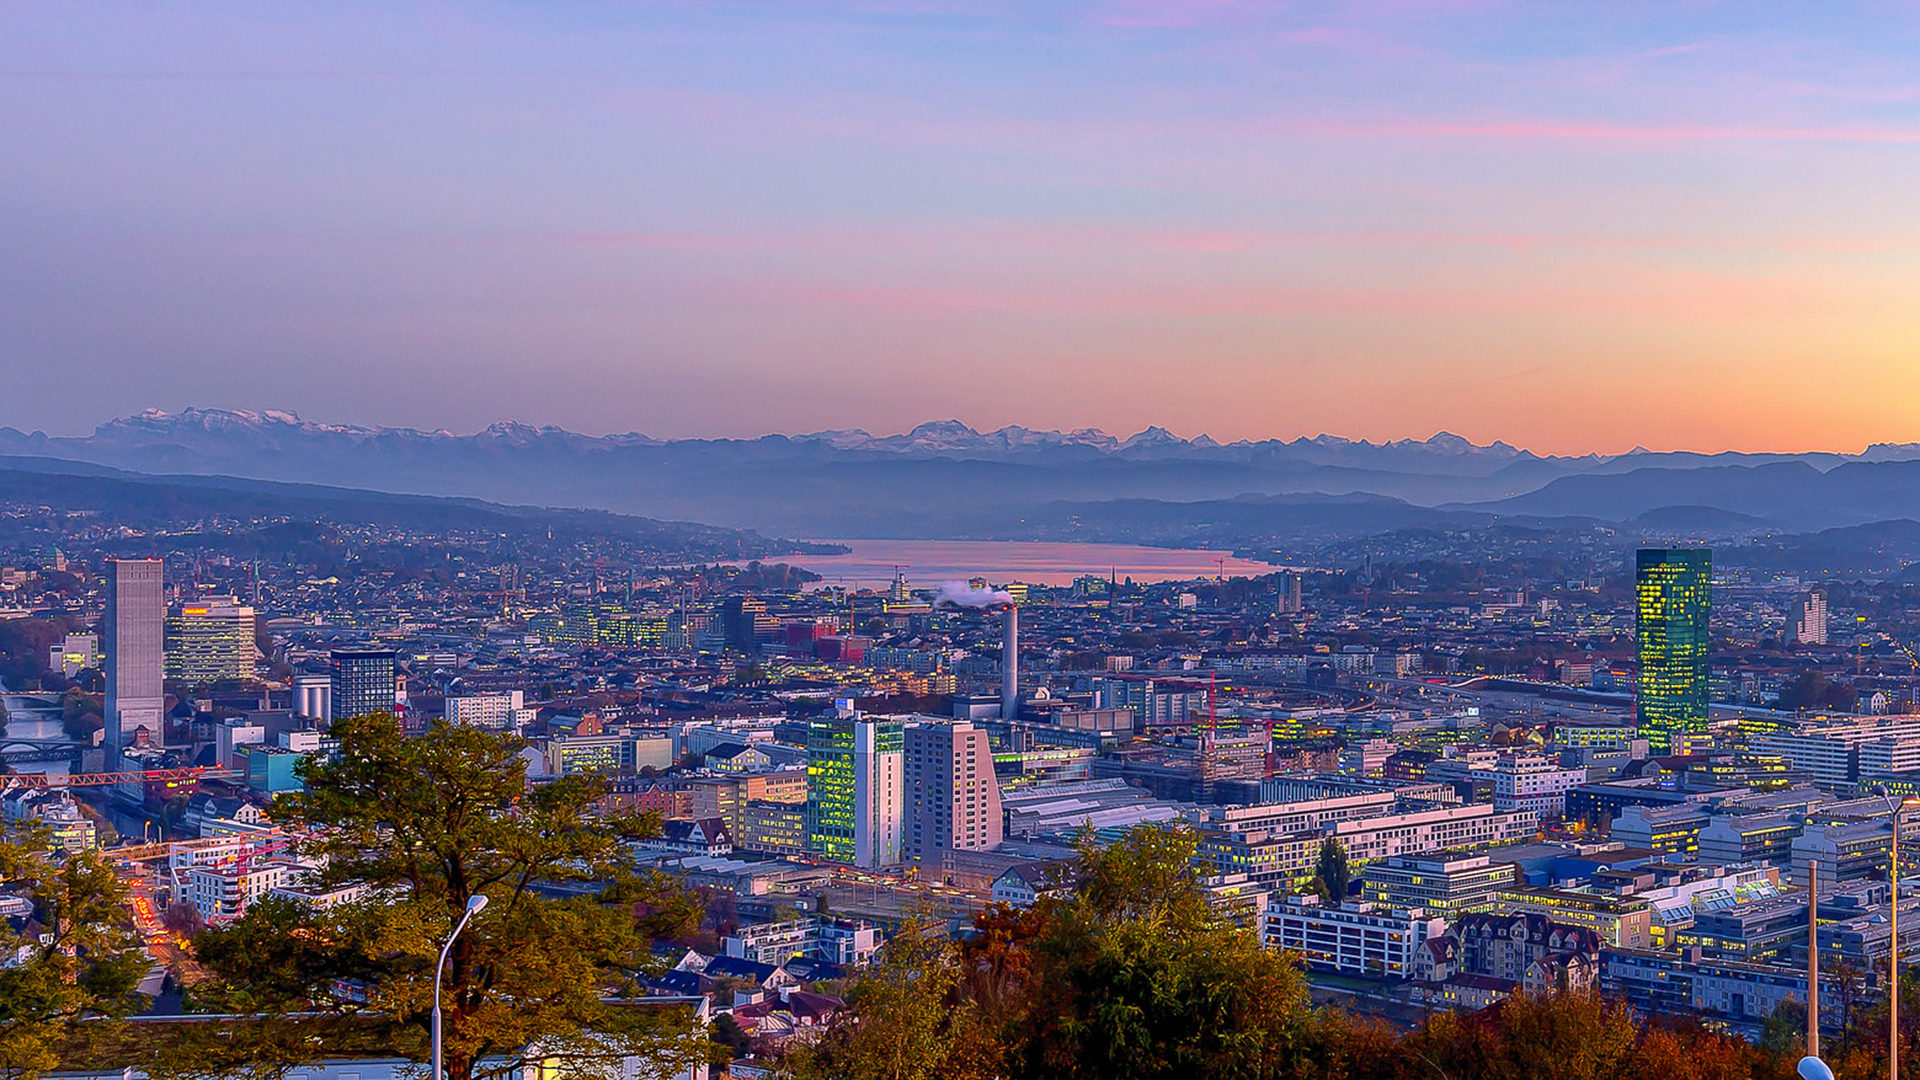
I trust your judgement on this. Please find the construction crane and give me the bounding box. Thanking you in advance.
[113,828,287,864]
[0,767,239,791]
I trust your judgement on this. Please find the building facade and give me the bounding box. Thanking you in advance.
[329,649,399,721]
[1359,852,1518,918]
[1635,548,1713,752]
[164,598,256,683]
[445,690,535,730]
[104,557,166,765]
[1492,754,1587,818]
[1790,589,1829,647]
[903,720,1004,863]
[1261,896,1445,978]
[806,716,905,868]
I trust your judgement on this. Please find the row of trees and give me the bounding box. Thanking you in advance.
[9,717,1920,1080]
[788,825,1880,1080]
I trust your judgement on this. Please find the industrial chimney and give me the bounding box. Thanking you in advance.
[1002,605,1019,720]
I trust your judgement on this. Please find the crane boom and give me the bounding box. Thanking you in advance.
[0,767,238,791]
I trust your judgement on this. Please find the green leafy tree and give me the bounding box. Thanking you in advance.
[789,917,969,1080]
[1010,825,1315,1080]
[1314,837,1350,904]
[183,715,705,1080]
[708,1014,752,1061]
[0,823,149,1079]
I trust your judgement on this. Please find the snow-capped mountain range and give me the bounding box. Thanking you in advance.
[5,408,1920,539]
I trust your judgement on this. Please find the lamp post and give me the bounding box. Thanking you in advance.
[1881,787,1919,1080]
[432,894,488,1080]
[1801,860,1833,1080]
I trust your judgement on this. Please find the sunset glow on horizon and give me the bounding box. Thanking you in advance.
[4,2,1919,454]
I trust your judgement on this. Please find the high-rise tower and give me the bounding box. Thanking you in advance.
[904,721,1004,865]
[1278,572,1304,614]
[104,558,166,764]
[805,715,904,868]
[1636,548,1712,752]
[1790,589,1829,647]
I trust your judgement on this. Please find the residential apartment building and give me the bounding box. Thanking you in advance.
[1492,754,1587,819]
[724,917,882,967]
[445,690,538,731]
[903,720,1004,864]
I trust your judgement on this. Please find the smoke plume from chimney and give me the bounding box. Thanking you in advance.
[932,581,1014,610]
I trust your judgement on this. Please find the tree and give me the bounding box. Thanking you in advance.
[708,1014,752,1061]
[160,902,204,940]
[789,917,969,1080]
[1757,998,1806,1064]
[1778,670,1856,712]
[1314,837,1350,904]
[185,715,706,1080]
[1008,826,1315,1080]
[0,823,149,1080]
[1398,991,1772,1080]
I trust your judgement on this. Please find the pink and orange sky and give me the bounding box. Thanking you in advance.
[3,2,1918,454]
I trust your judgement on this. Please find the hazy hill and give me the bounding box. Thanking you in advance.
[0,458,809,558]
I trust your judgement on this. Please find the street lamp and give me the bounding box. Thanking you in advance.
[1798,1056,1836,1080]
[432,894,489,1080]
[1881,786,1920,1080]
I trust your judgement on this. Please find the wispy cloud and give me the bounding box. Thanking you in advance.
[1299,117,1920,144]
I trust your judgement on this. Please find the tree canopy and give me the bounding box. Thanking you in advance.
[0,822,149,1080]
[792,825,1798,1080]
[180,714,707,1080]
[1312,837,1351,904]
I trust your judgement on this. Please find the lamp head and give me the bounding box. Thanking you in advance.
[1797,1055,1836,1080]
[466,894,489,914]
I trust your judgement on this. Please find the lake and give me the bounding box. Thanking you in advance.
[791,539,1276,589]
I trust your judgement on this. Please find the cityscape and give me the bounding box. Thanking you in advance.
[6,4,1920,1080]
[2,477,1917,1079]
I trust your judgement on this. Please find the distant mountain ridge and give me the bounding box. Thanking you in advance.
[0,456,812,559]
[4,408,1920,541]
[57,408,1545,463]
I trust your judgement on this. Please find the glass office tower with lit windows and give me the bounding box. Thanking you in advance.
[1636,548,1713,752]
[805,716,904,868]
[329,648,398,721]
[165,598,257,683]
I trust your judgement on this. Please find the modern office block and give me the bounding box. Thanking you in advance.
[329,649,398,721]
[1636,548,1712,752]
[806,716,904,868]
[165,598,256,683]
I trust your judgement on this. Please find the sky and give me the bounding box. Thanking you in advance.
[3,2,1919,454]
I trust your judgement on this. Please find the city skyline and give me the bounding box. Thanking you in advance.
[6,4,1920,453]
